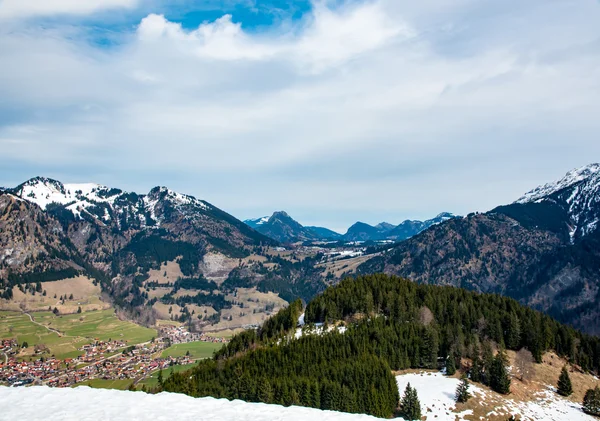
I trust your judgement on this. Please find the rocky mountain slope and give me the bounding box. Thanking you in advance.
[359,163,600,334]
[0,177,326,325]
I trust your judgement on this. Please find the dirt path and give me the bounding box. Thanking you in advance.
[23,312,75,338]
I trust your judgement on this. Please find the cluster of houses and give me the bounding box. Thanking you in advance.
[1,325,226,388]
[160,325,229,345]
[0,355,62,386]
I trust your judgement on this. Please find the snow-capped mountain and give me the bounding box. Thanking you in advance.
[516,163,600,241]
[0,176,277,294]
[12,177,212,228]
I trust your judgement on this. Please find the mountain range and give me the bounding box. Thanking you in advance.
[359,163,600,334]
[244,211,457,243]
[2,163,600,334]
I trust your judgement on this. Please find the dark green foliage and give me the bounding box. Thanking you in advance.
[400,383,421,420]
[557,366,573,397]
[7,268,80,285]
[446,354,456,376]
[305,275,600,375]
[172,276,218,292]
[583,386,600,416]
[116,233,204,277]
[490,350,511,395]
[163,338,399,418]
[455,375,471,403]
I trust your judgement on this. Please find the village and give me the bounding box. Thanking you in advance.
[0,326,228,388]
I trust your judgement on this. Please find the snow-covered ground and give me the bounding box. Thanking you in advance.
[0,386,384,421]
[1,372,595,420]
[396,372,475,420]
[397,371,595,421]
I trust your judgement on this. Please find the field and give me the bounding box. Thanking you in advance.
[75,378,134,390]
[161,341,222,359]
[137,362,198,389]
[0,311,88,359]
[0,277,110,314]
[0,309,157,359]
[33,309,157,344]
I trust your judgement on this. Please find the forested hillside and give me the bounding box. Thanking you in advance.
[159,275,600,418]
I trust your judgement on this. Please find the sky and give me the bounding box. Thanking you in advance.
[1,0,600,233]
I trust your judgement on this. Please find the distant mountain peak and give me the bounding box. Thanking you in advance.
[244,211,339,242]
[516,163,600,204]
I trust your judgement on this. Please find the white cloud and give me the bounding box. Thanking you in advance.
[0,0,139,19]
[1,0,600,227]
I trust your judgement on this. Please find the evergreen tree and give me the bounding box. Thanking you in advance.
[490,350,511,394]
[400,383,421,420]
[455,374,471,403]
[157,369,163,387]
[557,366,573,397]
[506,313,521,349]
[583,386,600,416]
[446,355,456,376]
[258,380,274,403]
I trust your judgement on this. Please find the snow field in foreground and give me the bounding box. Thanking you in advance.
[0,371,596,421]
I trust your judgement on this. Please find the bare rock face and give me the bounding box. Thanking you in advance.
[360,164,600,335]
[0,193,81,281]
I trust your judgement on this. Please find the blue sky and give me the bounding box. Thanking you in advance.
[1,0,600,233]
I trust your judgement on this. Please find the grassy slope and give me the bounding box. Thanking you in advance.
[161,342,223,359]
[0,309,157,359]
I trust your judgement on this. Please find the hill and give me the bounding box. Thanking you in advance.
[359,164,600,334]
[158,274,600,418]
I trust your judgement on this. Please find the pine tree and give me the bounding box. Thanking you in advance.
[557,366,573,397]
[400,383,421,420]
[258,380,274,403]
[506,313,521,349]
[455,374,471,403]
[583,386,600,416]
[490,351,511,394]
[470,342,482,383]
[157,369,163,387]
[446,355,456,376]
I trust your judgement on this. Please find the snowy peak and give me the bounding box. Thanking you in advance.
[514,163,600,240]
[10,177,212,228]
[244,216,270,228]
[517,163,600,204]
[13,177,122,216]
[147,186,209,210]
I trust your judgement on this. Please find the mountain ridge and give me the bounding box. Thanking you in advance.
[245,211,458,243]
[358,163,600,334]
